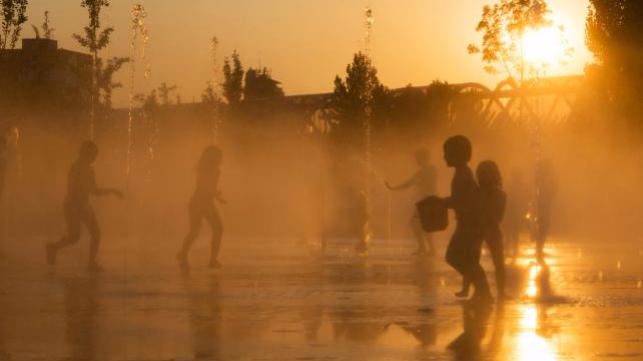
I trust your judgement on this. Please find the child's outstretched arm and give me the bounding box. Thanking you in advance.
[386,172,418,191]
[93,188,123,198]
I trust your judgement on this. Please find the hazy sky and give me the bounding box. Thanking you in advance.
[26,0,593,107]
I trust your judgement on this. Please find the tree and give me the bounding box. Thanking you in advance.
[222,50,244,107]
[73,0,113,60]
[586,0,643,115]
[157,82,177,106]
[331,52,387,136]
[243,67,284,102]
[1,0,28,50]
[467,0,553,82]
[73,0,113,137]
[95,56,128,108]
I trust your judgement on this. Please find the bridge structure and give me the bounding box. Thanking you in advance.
[286,75,585,131]
[443,75,584,125]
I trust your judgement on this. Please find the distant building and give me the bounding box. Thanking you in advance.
[0,38,92,116]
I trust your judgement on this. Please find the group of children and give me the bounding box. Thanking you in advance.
[45,141,224,272]
[44,135,507,304]
[387,135,507,303]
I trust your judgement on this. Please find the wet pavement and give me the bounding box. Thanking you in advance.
[0,236,642,361]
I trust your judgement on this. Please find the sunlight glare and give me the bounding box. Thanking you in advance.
[517,305,558,361]
[523,26,566,69]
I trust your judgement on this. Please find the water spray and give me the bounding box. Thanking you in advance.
[127,4,150,179]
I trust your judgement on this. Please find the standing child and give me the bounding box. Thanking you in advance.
[177,146,225,270]
[441,136,492,303]
[46,141,123,271]
[456,161,507,300]
[386,148,437,256]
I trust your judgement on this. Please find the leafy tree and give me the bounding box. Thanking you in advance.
[586,0,642,114]
[425,80,455,121]
[73,0,113,137]
[243,67,284,101]
[331,52,387,130]
[157,82,177,106]
[95,56,128,108]
[1,0,28,50]
[222,50,244,107]
[133,90,159,116]
[73,0,113,61]
[467,0,553,82]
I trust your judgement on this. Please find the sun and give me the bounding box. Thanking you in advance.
[522,25,569,71]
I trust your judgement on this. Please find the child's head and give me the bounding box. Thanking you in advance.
[477,160,502,189]
[199,145,223,169]
[415,148,430,167]
[443,135,471,167]
[78,141,98,163]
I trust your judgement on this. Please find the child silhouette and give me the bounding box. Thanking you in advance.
[46,141,123,272]
[177,146,225,271]
[441,136,491,303]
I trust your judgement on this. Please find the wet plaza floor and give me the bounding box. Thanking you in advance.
[0,236,642,361]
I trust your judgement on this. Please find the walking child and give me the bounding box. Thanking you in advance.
[46,141,123,271]
[177,145,225,270]
[441,136,492,303]
[456,160,507,300]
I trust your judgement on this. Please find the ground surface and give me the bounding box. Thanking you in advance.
[0,235,642,361]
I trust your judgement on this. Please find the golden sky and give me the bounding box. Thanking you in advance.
[26,0,593,107]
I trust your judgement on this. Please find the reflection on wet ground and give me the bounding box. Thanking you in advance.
[0,237,642,360]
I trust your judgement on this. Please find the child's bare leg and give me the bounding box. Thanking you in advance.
[206,206,223,268]
[456,277,471,298]
[410,215,426,255]
[355,221,369,253]
[178,206,202,268]
[47,206,81,266]
[488,234,506,298]
[47,232,80,266]
[85,208,101,270]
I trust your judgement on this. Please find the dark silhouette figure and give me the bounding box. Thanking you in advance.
[177,145,225,271]
[533,160,556,263]
[504,168,528,258]
[457,161,507,300]
[441,135,491,303]
[46,141,123,271]
[386,148,437,256]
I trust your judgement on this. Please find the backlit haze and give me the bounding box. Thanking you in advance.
[26,0,593,107]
